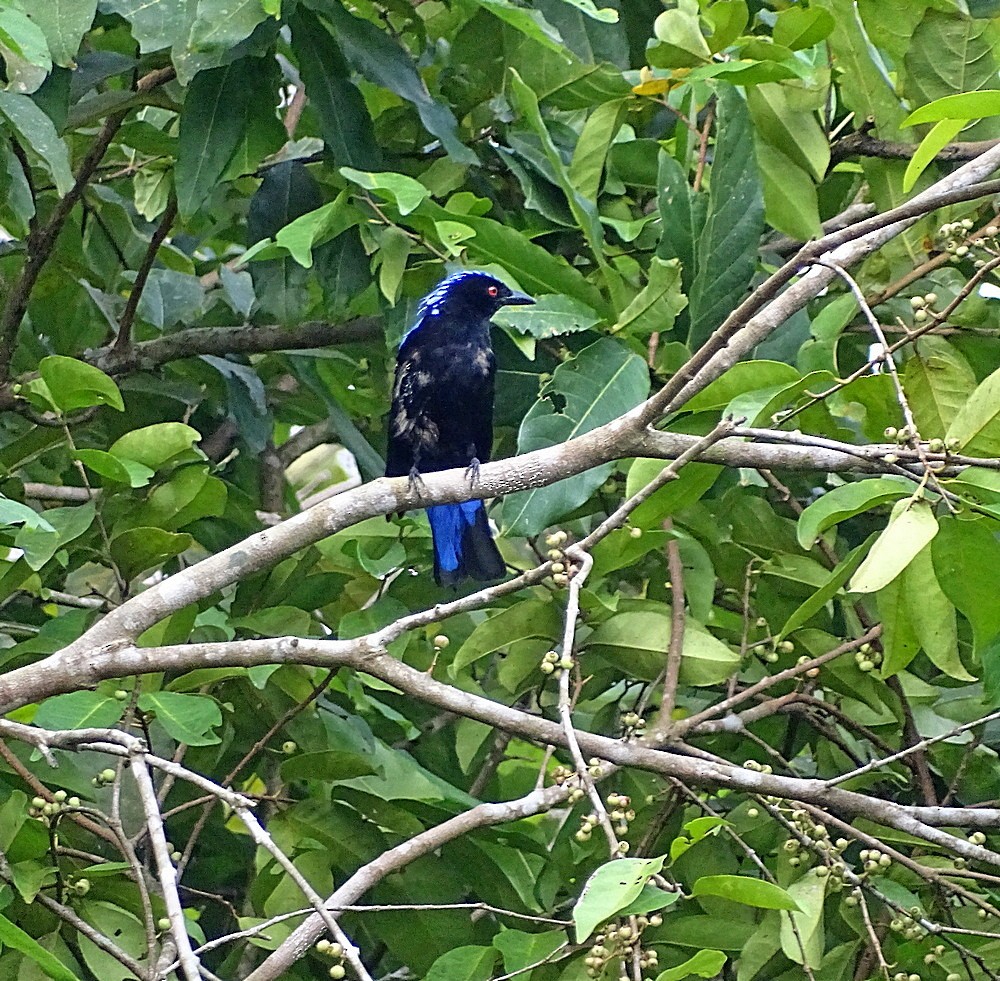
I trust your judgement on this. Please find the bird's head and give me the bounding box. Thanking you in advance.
[419,271,535,322]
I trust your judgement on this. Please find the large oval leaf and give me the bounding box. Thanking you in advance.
[848,499,938,594]
[584,609,740,686]
[501,338,649,536]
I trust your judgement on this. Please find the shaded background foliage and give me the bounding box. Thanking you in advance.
[4,0,1000,980]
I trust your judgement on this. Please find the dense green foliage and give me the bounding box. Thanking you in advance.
[5,1,1000,980]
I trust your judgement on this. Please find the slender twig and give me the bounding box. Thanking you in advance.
[113,196,178,357]
[0,66,176,383]
[659,518,686,725]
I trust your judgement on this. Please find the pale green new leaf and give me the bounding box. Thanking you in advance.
[797,477,911,549]
[849,499,938,594]
[904,117,965,192]
[903,90,1000,127]
[574,857,666,942]
[902,544,971,680]
[779,875,826,968]
[946,363,1000,455]
[692,875,799,911]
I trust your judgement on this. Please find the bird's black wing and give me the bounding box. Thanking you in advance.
[385,341,436,478]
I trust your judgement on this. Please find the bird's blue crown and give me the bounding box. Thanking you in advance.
[416,270,495,319]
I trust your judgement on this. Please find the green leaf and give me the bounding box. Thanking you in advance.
[903,90,1000,127]
[452,600,562,674]
[655,949,727,981]
[558,0,617,23]
[0,91,72,195]
[903,337,977,437]
[684,59,801,85]
[849,499,938,594]
[704,0,747,53]
[109,423,202,471]
[494,928,568,975]
[308,0,475,164]
[137,691,222,746]
[38,356,124,413]
[687,87,764,347]
[569,98,625,202]
[289,9,378,170]
[33,691,124,731]
[188,0,271,52]
[904,13,998,142]
[747,83,830,183]
[102,0,188,52]
[419,201,606,311]
[797,477,911,549]
[754,141,822,241]
[648,0,711,68]
[657,148,706,282]
[692,875,800,911]
[508,69,605,258]
[932,516,1000,660]
[25,0,96,68]
[280,751,379,782]
[0,496,52,532]
[612,258,688,338]
[772,6,835,50]
[779,535,875,640]
[176,57,282,220]
[945,363,1000,456]
[779,875,826,968]
[0,913,80,981]
[340,167,429,217]
[0,5,52,91]
[901,544,971,681]
[75,449,153,487]
[585,609,740,686]
[685,360,799,413]
[814,0,905,136]
[574,857,666,942]
[17,500,96,570]
[468,0,567,56]
[619,885,681,918]
[110,527,193,582]
[502,338,648,535]
[424,945,496,981]
[495,294,601,338]
[231,606,313,638]
[903,117,964,192]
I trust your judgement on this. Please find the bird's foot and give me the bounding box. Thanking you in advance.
[465,456,481,485]
[408,466,427,495]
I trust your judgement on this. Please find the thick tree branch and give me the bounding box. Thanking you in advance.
[88,317,382,376]
[831,133,1000,164]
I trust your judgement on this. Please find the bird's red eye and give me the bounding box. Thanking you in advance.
[487,285,499,297]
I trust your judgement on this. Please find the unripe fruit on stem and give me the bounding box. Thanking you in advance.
[158,918,171,931]
[282,741,297,754]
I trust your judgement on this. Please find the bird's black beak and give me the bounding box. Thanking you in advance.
[503,290,535,307]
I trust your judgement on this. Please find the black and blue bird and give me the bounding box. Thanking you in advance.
[386,271,534,586]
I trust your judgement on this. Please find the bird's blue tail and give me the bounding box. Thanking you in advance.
[426,501,505,587]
